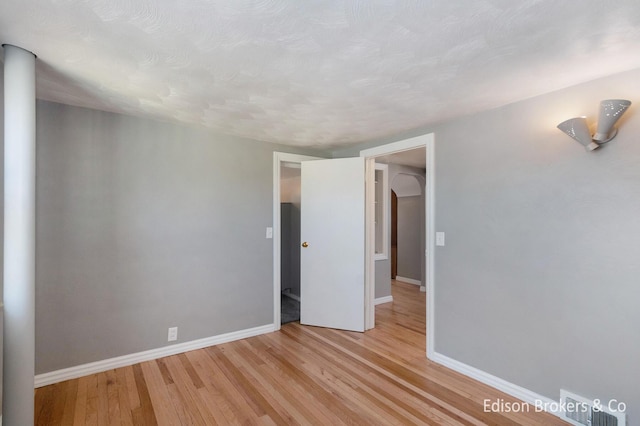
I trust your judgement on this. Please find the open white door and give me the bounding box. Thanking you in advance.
[300,157,366,332]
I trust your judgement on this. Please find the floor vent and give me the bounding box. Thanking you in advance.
[560,390,626,426]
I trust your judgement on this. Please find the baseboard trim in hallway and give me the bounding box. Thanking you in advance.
[374,295,393,305]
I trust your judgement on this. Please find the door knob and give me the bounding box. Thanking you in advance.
[302,242,309,248]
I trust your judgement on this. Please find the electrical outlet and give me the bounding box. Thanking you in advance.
[168,327,178,342]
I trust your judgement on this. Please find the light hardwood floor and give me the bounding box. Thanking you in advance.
[34,281,568,425]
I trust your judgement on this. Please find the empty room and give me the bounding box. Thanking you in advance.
[1,1,639,425]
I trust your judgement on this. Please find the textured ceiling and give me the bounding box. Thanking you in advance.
[2,1,640,148]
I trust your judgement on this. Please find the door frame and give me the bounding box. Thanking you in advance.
[360,133,436,359]
[272,152,323,330]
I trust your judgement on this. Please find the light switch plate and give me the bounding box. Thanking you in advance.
[266,227,273,239]
[436,232,445,246]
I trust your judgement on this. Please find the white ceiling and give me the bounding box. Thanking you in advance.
[2,1,640,149]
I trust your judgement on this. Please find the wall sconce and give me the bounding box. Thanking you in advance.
[557,99,631,151]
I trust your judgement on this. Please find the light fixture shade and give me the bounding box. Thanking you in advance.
[557,117,599,151]
[593,99,631,142]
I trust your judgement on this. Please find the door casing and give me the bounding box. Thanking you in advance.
[272,131,435,351]
[360,133,435,358]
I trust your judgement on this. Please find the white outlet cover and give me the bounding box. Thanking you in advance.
[436,232,445,246]
[168,327,178,341]
[266,227,273,239]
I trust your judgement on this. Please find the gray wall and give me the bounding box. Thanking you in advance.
[335,68,640,422]
[389,165,425,284]
[280,203,300,297]
[434,70,640,421]
[280,169,301,296]
[374,261,391,299]
[396,196,421,280]
[35,101,323,374]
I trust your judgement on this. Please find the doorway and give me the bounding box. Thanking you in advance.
[272,134,434,350]
[273,154,371,332]
[272,152,322,331]
[280,161,301,324]
[360,133,435,357]
[391,172,426,290]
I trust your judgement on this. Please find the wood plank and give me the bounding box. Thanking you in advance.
[105,369,121,426]
[231,340,335,425]
[60,379,79,425]
[34,382,56,426]
[178,353,205,389]
[115,367,135,426]
[187,349,256,425]
[206,345,289,424]
[163,354,215,425]
[131,363,159,425]
[265,329,454,425]
[123,365,141,410]
[84,374,99,426]
[156,357,174,386]
[216,343,302,425]
[139,359,182,426]
[96,372,109,425]
[73,376,89,426]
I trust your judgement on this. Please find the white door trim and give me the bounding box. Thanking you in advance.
[360,134,432,158]
[272,152,323,331]
[364,158,376,330]
[360,133,436,359]
[373,163,389,261]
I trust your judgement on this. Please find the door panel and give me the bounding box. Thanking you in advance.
[300,157,365,332]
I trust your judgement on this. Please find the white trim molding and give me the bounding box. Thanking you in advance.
[395,276,421,286]
[374,295,393,305]
[362,133,435,359]
[373,163,389,260]
[364,158,376,330]
[35,324,275,388]
[360,134,433,158]
[430,351,563,420]
[425,135,436,360]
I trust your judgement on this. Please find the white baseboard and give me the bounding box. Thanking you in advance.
[282,292,300,302]
[395,276,421,286]
[374,295,393,305]
[430,351,562,420]
[35,323,275,388]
